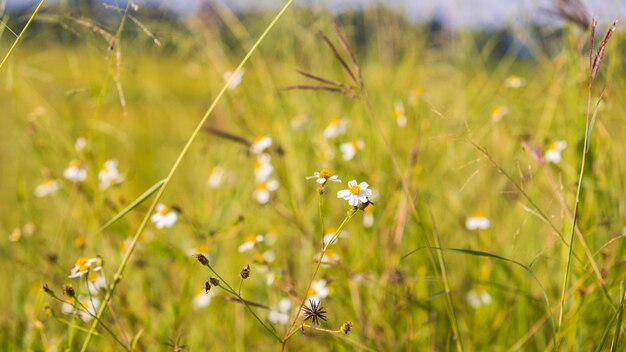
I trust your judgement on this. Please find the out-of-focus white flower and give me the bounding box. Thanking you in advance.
[318,148,335,162]
[98,159,124,190]
[467,289,492,308]
[254,154,274,181]
[490,105,508,122]
[187,244,210,259]
[74,137,87,152]
[465,213,491,230]
[268,298,291,325]
[253,179,279,204]
[223,69,244,90]
[250,135,272,155]
[34,178,59,197]
[408,86,424,104]
[307,279,329,304]
[207,166,226,189]
[315,248,340,266]
[503,75,525,88]
[363,205,375,228]
[323,117,349,138]
[69,257,102,279]
[192,287,214,310]
[266,270,279,286]
[393,100,407,127]
[544,140,567,164]
[290,114,308,130]
[306,170,341,185]
[340,140,365,160]
[337,180,372,207]
[62,296,100,322]
[150,204,178,229]
[262,250,276,263]
[322,227,348,246]
[238,234,265,253]
[64,160,87,182]
[86,271,107,294]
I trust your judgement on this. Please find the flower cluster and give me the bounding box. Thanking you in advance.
[151,204,178,229]
[251,136,279,204]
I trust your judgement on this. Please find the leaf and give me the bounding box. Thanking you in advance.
[98,179,165,232]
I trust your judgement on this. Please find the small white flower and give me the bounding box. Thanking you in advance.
[503,75,525,88]
[307,279,329,304]
[340,140,365,160]
[254,154,274,181]
[253,179,279,204]
[465,213,491,230]
[408,86,424,104]
[544,140,567,164]
[323,117,349,138]
[207,166,226,189]
[150,204,178,229]
[192,287,214,310]
[62,296,100,322]
[266,270,279,286]
[74,137,87,152]
[363,205,375,228]
[250,135,272,155]
[63,160,87,182]
[223,69,244,91]
[290,114,308,130]
[467,289,492,308]
[268,298,291,325]
[306,169,341,185]
[393,100,407,127]
[262,250,276,263]
[322,227,348,246]
[187,244,210,258]
[68,257,102,279]
[86,271,107,294]
[315,249,340,266]
[34,178,59,197]
[490,105,508,122]
[238,234,265,253]
[337,180,372,207]
[98,159,124,190]
[318,148,335,162]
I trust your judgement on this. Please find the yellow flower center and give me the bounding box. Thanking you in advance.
[75,257,88,266]
[88,271,98,282]
[318,170,331,179]
[78,264,90,272]
[352,141,360,150]
[256,182,267,190]
[413,87,424,97]
[197,244,209,253]
[159,206,171,216]
[245,234,256,243]
[349,185,361,195]
[70,160,81,168]
[329,117,340,126]
[472,212,485,218]
[324,227,337,235]
[307,287,317,297]
[548,143,558,151]
[73,237,85,249]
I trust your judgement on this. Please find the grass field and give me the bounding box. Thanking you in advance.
[1,2,625,351]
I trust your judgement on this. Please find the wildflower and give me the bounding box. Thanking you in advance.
[544,140,567,164]
[337,180,372,207]
[262,250,276,263]
[268,298,291,325]
[266,270,278,286]
[68,257,102,278]
[306,170,341,185]
[303,299,327,326]
[307,279,329,304]
[73,236,85,249]
[323,117,349,138]
[290,114,308,130]
[503,75,525,88]
[192,287,214,310]
[340,140,365,160]
[322,227,348,246]
[465,213,491,230]
[187,244,210,259]
[62,296,100,322]
[98,159,124,190]
[74,136,87,152]
[207,166,226,189]
[318,148,335,162]
[63,160,87,182]
[250,135,272,155]
[86,271,107,294]
[34,178,59,197]
[194,253,210,267]
[393,100,407,127]
[150,204,178,229]
[254,154,274,181]
[490,105,508,122]
[315,249,340,266]
[363,205,375,228]
[408,86,424,104]
[223,68,244,90]
[467,289,492,308]
[238,234,265,253]
[253,179,279,204]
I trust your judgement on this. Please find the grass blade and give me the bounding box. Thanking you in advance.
[98,179,166,232]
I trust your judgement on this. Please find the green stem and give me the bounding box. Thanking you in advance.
[79,1,294,350]
[0,0,46,72]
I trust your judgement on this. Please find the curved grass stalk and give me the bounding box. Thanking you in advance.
[0,0,46,72]
[79,1,294,350]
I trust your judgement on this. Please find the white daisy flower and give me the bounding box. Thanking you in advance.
[393,100,407,127]
[340,140,365,160]
[266,270,279,286]
[315,249,340,266]
[187,244,210,258]
[363,205,375,228]
[98,159,124,190]
[34,178,59,197]
[306,169,341,185]
[150,204,178,229]
[223,68,244,91]
[68,257,102,279]
[62,296,100,322]
[290,114,308,130]
[74,136,87,152]
[268,298,291,325]
[192,286,214,310]
[408,86,424,104]
[318,148,335,162]
[86,271,107,294]
[63,160,87,182]
[253,179,279,204]
[465,213,491,230]
[322,227,348,246]
[207,166,226,189]
[503,75,525,88]
[307,279,329,304]
[323,117,349,138]
[337,180,372,207]
[544,140,567,164]
[238,234,265,253]
[250,135,272,155]
[467,289,492,308]
[254,154,274,181]
[262,250,276,263]
[490,105,508,122]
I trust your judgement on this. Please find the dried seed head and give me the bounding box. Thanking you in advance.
[209,277,220,286]
[340,321,353,334]
[317,187,325,195]
[194,253,209,266]
[303,299,327,326]
[240,264,251,279]
[42,284,54,297]
[63,284,75,298]
[204,281,211,294]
